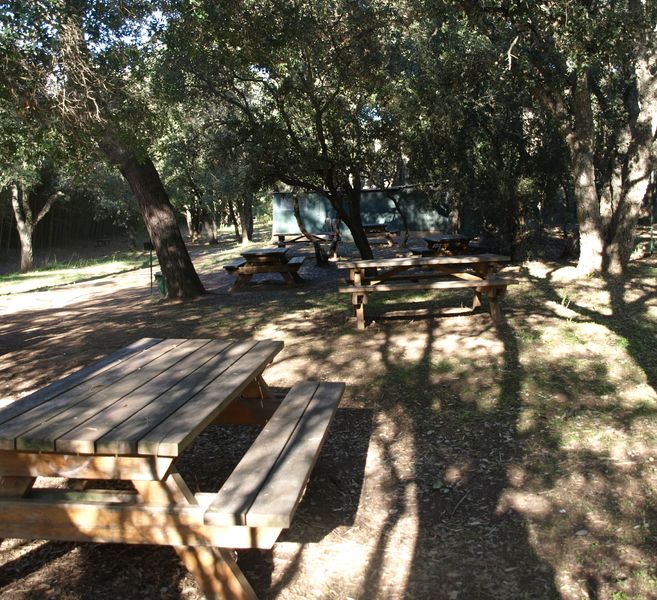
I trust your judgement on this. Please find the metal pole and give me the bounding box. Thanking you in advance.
[150,249,153,294]
[650,174,655,255]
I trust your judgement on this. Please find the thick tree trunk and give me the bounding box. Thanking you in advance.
[605,48,657,274]
[100,133,205,299]
[566,69,605,274]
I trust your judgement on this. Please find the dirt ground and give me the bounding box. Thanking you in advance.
[0,233,656,600]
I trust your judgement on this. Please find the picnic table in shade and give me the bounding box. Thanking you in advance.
[420,234,474,255]
[0,338,345,599]
[223,246,305,292]
[338,253,517,329]
[362,223,399,247]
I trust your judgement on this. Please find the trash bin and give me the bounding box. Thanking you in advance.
[154,272,167,297]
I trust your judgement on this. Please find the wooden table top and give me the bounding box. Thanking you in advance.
[338,253,510,270]
[423,234,473,243]
[240,247,289,259]
[0,338,283,458]
[362,223,388,231]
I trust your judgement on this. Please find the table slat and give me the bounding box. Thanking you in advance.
[0,339,185,450]
[95,340,258,455]
[56,340,229,454]
[14,340,205,452]
[0,338,162,428]
[138,340,284,457]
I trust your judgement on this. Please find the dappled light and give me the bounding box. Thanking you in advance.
[0,230,656,597]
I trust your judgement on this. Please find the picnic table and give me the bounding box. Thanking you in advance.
[0,338,344,599]
[420,234,473,256]
[224,246,305,292]
[272,232,336,247]
[362,223,399,247]
[338,253,517,329]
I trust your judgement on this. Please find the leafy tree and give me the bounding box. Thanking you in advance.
[162,0,412,259]
[0,0,204,296]
[457,0,657,274]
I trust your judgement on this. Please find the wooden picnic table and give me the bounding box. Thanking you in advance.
[224,247,305,292]
[421,234,473,255]
[362,223,399,247]
[0,338,344,599]
[272,232,336,247]
[338,253,516,329]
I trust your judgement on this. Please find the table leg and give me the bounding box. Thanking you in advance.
[352,292,367,330]
[472,289,482,310]
[280,272,297,286]
[175,546,257,600]
[144,471,258,600]
[487,288,502,323]
[230,273,253,293]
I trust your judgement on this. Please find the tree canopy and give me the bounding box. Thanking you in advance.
[1,0,655,274]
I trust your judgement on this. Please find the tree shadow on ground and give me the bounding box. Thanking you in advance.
[1,253,656,599]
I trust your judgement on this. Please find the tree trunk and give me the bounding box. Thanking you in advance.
[100,133,205,299]
[227,199,241,241]
[239,197,253,243]
[566,69,605,274]
[9,183,35,273]
[386,191,410,246]
[335,188,373,260]
[293,193,329,265]
[183,207,196,242]
[605,46,657,274]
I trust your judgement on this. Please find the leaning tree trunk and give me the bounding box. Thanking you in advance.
[101,133,205,299]
[331,188,373,260]
[293,193,329,265]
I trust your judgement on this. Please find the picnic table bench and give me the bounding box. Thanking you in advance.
[338,253,517,329]
[224,247,305,292]
[0,338,345,599]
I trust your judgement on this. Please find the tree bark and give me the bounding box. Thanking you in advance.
[566,69,605,274]
[605,47,657,273]
[10,183,63,273]
[238,197,253,243]
[100,133,205,298]
[10,184,34,273]
[227,199,241,242]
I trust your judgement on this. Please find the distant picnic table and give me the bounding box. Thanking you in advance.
[362,223,399,247]
[338,253,517,329]
[224,246,305,292]
[419,234,474,256]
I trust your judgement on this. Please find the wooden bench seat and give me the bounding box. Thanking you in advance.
[340,276,518,328]
[223,258,247,273]
[339,277,515,294]
[205,380,344,528]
